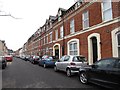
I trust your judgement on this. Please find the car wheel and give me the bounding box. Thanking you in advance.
[66,69,71,77]
[54,66,58,72]
[2,66,5,69]
[38,63,41,66]
[43,63,46,68]
[79,72,88,84]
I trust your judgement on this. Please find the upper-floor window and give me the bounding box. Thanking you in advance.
[82,11,89,29]
[55,30,58,40]
[50,22,52,28]
[46,35,48,44]
[50,32,52,43]
[46,25,49,31]
[44,36,45,45]
[60,25,64,38]
[70,19,75,34]
[102,0,112,21]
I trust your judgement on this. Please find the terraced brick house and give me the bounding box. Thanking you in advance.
[25,0,120,65]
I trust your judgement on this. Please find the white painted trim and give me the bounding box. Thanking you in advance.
[88,33,101,65]
[53,43,61,59]
[67,39,80,55]
[111,27,120,57]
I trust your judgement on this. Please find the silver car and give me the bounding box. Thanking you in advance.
[54,55,88,77]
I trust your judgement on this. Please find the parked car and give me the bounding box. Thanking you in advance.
[0,56,7,69]
[79,57,120,89]
[24,55,31,61]
[31,55,39,64]
[38,56,56,68]
[54,55,87,77]
[5,55,13,62]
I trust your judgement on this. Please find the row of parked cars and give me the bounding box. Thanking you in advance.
[20,55,120,89]
[0,55,13,69]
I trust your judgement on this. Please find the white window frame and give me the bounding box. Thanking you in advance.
[55,30,58,40]
[101,0,113,22]
[49,32,52,43]
[60,25,64,38]
[67,39,80,55]
[82,11,89,29]
[46,34,48,44]
[44,36,45,45]
[117,32,120,57]
[111,27,120,57]
[69,41,78,55]
[70,19,75,34]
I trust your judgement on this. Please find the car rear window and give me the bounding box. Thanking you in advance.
[73,56,86,62]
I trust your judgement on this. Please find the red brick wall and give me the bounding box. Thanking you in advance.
[27,2,120,59]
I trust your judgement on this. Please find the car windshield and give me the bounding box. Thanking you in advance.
[42,55,49,59]
[73,56,86,62]
[46,57,53,61]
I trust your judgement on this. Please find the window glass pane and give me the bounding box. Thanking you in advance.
[117,33,120,45]
[83,11,88,20]
[55,30,58,40]
[60,26,63,38]
[74,43,77,49]
[74,51,78,55]
[69,41,78,55]
[102,0,112,21]
[103,9,112,21]
[70,44,72,50]
[70,51,73,55]
[83,11,89,29]
[118,47,120,58]
[103,1,111,11]
[70,19,75,34]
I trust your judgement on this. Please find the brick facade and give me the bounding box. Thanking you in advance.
[24,1,120,65]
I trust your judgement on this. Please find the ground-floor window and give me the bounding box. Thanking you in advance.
[69,41,78,55]
[117,32,120,57]
[67,39,79,55]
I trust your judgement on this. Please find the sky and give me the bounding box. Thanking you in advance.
[0,0,75,51]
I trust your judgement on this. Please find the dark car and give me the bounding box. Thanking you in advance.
[0,56,7,69]
[79,57,120,89]
[38,55,56,68]
[24,55,31,61]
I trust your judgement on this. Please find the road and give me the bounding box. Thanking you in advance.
[2,57,103,89]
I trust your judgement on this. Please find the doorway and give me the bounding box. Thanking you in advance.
[91,37,98,63]
[54,45,59,59]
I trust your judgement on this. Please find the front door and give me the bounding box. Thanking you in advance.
[55,49,59,59]
[91,37,98,63]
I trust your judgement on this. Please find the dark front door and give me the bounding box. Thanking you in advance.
[55,49,59,59]
[92,37,98,63]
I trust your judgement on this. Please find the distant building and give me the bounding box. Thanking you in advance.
[0,40,8,56]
